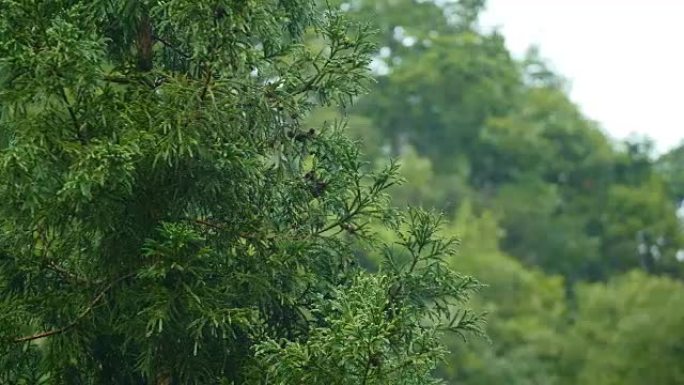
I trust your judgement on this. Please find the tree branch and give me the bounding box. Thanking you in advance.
[58,86,85,143]
[199,66,213,101]
[190,218,259,240]
[102,75,136,85]
[13,272,135,343]
[360,345,373,385]
[153,33,191,59]
[44,260,93,285]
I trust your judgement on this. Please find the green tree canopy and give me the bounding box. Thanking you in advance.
[658,142,684,203]
[0,1,484,384]
[334,0,684,281]
[561,271,684,385]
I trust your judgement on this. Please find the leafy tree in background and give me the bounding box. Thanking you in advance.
[658,142,684,204]
[317,2,684,384]
[358,31,521,172]
[333,0,684,281]
[560,271,684,385]
[0,1,485,384]
[434,204,568,385]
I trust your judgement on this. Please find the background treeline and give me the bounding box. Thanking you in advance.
[309,1,684,384]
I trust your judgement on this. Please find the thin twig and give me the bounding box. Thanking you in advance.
[153,33,191,59]
[13,272,135,343]
[190,218,259,240]
[199,67,213,101]
[102,75,136,85]
[192,218,225,230]
[317,193,368,235]
[360,345,373,385]
[44,261,92,285]
[58,87,84,143]
[37,229,90,285]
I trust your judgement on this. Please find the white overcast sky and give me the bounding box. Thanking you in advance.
[479,0,684,154]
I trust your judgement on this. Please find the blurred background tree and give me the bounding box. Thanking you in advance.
[307,0,684,383]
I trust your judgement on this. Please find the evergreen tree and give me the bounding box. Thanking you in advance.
[0,1,483,384]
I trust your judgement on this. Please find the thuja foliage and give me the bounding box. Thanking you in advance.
[0,1,484,384]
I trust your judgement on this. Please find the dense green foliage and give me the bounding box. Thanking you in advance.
[3,0,684,384]
[0,1,484,384]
